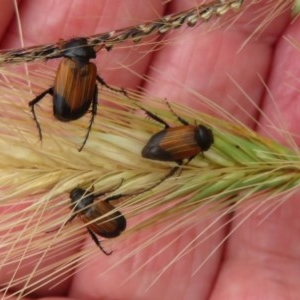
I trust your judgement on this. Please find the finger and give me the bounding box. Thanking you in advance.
[211,8,300,300]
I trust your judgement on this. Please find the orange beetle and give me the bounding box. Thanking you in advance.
[68,187,126,255]
[141,103,214,185]
[29,37,125,151]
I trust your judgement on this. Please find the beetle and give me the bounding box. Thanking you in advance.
[29,37,126,151]
[67,187,127,255]
[140,102,214,186]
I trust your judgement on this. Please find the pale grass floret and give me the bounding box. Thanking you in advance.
[0,65,299,296]
[0,0,297,297]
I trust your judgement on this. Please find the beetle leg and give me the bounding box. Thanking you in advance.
[45,213,77,233]
[153,165,180,189]
[140,165,180,193]
[102,166,180,202]
[87,227,112,255]
[105,194,123,203]
[139,106,170,128]
[65,213,77,225]
[96,75,128,98]
[186,155,196,163]
[78,85,98,152]
[104,166,181,199]
[175,155,196,176]
[28,87,53,140]
[94,179,124,200]
[165,100,189,125]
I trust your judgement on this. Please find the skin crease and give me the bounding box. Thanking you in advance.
[0,0,299,299]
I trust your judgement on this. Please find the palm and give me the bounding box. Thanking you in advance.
[0,1,298,299]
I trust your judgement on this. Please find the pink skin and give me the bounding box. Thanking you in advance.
[0,0,299,299]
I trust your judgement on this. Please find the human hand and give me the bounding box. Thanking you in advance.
[0,1,297,299]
